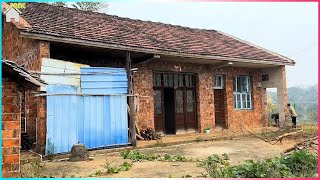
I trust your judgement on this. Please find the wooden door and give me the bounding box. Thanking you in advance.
[154,88,164,133]
[175,89,185,132]
[186,89,196,131]
[214,89,226,128]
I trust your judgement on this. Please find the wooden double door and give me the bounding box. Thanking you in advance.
[153,73,197,134]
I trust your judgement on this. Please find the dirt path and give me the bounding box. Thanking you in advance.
[37,137,289,178]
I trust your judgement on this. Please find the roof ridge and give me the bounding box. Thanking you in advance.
[29,2,218,33]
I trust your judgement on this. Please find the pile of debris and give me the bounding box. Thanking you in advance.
[136,127,161,140]
[284,136,318,154]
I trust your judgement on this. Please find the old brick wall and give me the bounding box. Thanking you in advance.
[134,61,215,132]
[220,67,262,131]
[134,60,263,133]
[2,21,49,153]
[2,77,21,178]
[36,96,47,154]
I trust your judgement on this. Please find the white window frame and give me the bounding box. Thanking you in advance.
[233,76,252,110]
[213,75,224,89]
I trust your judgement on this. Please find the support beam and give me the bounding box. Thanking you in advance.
[126,51,137,146]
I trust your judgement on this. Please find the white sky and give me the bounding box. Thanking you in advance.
[105,1,318,88]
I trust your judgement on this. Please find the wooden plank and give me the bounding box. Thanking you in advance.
[126,51,137,147]
[135,121,141,136]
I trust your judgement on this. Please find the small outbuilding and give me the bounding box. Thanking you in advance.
[2,60,44,177]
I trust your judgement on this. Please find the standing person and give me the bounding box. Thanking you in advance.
[287,103,298,128]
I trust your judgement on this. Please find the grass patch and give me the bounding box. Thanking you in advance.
[21,160,48,178]
[195,137,204,142]
[120,149,191,162]
[105,162,133,174]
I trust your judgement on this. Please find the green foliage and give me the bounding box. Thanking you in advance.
[280,150,318,177]
[268,85,318,124]
[120,149,190,162]
[49,2,108,12]
[198,150,318,178]
[204,126,211,131]
[152,139,167,147]
[105,162,133,174]
[46,138,56,156]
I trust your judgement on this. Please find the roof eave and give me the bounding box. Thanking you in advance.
[20,31,295,66]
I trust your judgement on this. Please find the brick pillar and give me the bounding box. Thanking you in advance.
[36,41,50,154]
[224,68,234,129]
[133,64,154,130]
[2,78,21,178]
[197,70,214,132]
[36,96,47,154]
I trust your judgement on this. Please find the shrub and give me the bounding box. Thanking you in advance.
[198,150,317,178]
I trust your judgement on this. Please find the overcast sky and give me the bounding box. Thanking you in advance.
[106,1,318,88]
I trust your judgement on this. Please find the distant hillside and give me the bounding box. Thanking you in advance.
[267,84,318,124]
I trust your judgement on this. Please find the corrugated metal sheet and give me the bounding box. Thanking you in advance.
[40,58,89,91]
[81,67,127,94]
[46,85,81,154]
[46,67,128,154]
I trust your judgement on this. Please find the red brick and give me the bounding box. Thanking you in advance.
[2,139,20,147]
[2,130,14,139]
[2,171,20,178]
[2,114,20,121]
[2,121,20,130]
[2,105,20,113]
[2,163,11,172]
[3,155,19,163]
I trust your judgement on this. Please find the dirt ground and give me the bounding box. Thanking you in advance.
[22,125,317,178]
[37,138,292,178]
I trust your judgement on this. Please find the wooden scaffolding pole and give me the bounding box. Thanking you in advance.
[126,51,137,146]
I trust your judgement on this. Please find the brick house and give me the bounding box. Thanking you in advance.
[2,3,295,153]
[2,60,44,177]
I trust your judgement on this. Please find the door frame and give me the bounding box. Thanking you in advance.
[153,71,198,134]
[213,74,228,129]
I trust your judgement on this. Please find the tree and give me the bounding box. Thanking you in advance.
[50,2,67,7]
[49,2,108,12]
[71,2,108,12]
[267,95,277,113]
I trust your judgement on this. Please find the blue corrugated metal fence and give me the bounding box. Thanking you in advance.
[46,67,128,154]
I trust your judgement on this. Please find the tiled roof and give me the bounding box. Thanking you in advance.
[16,3,294,65]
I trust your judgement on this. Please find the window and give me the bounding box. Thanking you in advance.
[164,73,174,87]
[262,74,269,81]
[154,90,162,114]
[214,75,224,89]
[187,90,194,112]
[153,73,162,87]
[185,74,194,87]
[174,74,184,87]
[233,76,252,109]
[175,90,184,113]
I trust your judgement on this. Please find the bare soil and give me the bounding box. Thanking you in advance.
[38,138,288,178]
[22,125,318,178]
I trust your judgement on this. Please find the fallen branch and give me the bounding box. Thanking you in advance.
[234,121,304,145]
[269,129,303,145]
[284,136,318,153]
